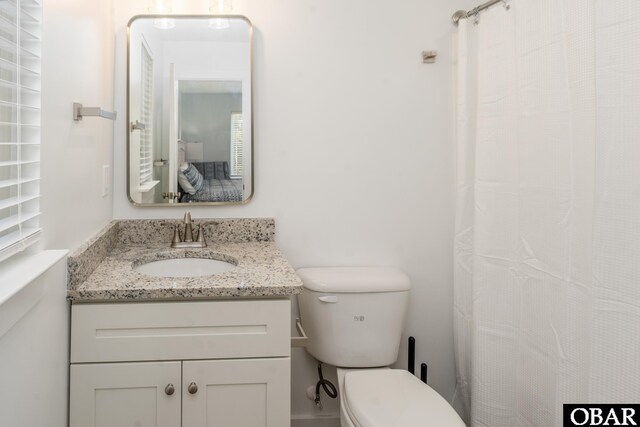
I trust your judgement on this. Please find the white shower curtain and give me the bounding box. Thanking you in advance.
[453,1,640,426]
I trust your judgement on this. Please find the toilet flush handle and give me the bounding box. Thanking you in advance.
[318,295,338,303]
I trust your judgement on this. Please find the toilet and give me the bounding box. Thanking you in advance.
[297,267,465,427]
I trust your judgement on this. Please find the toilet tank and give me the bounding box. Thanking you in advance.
[297,267,410,368]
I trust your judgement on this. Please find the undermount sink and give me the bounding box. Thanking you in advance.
[134,258,236,278]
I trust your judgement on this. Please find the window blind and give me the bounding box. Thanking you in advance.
[139,42,153,186]
[230,112,242,177]
[0,0,42,262]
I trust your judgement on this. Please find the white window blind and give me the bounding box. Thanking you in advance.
[0,0,42,262]
[230,112,242,177]
[139,41,153,186]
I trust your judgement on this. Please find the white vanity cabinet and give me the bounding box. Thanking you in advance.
[69,299,291,427]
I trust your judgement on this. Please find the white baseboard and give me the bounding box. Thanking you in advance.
[291,416,340,427]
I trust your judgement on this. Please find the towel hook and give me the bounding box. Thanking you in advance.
[422,50,438,64]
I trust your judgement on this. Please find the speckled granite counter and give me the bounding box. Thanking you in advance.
[67,218,303,302]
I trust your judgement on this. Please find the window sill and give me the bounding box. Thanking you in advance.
[138,180,160,193]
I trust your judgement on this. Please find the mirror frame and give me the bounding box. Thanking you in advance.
[126,14,254,207]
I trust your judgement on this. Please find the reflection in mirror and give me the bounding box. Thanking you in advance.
[128,16,252,206]
[178,80,243,202]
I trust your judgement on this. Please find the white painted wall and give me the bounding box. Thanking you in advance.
[113,0,475,421]
[41,0,115,251]
[0,253,68,427]
[0,1,115,426]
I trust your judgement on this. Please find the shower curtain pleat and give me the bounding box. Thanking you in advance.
[453,1,640,426]
[452,14,477,423]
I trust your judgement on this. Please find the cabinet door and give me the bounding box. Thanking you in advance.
[182,358,290,427]
[70,361,181,427]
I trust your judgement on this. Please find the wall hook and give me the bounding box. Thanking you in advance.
[422,50,438,64]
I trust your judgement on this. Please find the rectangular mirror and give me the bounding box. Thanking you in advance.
[127,15,252,206]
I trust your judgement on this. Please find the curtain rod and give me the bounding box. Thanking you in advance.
[452,0,509,26]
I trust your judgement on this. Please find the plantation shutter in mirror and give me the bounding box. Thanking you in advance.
[139,41,153,186]
[230,112,242,177]
[0,0,42,262]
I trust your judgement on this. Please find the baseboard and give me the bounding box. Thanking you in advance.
[291,415,340,427]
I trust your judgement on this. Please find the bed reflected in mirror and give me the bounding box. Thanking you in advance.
[127,15,252,206]
[177,80,244,203]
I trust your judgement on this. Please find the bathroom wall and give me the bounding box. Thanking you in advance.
[113,0,475,421]
[0,253,68,427]
[40,0,115,251]
[0,1,115,426]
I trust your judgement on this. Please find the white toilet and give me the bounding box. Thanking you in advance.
[297,267,465,427]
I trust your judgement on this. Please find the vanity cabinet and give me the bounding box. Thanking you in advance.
[69,299,291,427]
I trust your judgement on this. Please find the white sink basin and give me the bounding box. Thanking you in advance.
[134,258,236,278]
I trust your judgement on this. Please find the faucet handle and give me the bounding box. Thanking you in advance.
[196,225,207,247]
[172,225,182,245]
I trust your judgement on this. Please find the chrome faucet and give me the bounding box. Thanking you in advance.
[171,211,207,248]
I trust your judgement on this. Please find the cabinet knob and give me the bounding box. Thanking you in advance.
[188,382,198,394]
[165,384,175,395]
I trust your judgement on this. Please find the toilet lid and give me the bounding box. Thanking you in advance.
[343,369,465,427]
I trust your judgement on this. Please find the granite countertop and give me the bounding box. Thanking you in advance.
[67,219,303,302]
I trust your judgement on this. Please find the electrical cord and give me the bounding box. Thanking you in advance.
[314,362,337,410]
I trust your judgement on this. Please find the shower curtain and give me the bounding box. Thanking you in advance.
[453,1,640,426]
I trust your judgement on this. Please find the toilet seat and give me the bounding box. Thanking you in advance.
[342,369,465,427]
